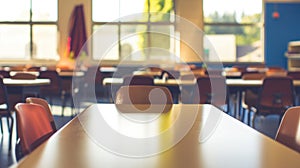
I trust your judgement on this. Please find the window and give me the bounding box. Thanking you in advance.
[92,0,176,62]
[203,0,263,63]
[0,0,58,60]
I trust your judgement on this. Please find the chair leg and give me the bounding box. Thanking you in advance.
[240,107,245,123]
[0,118,3,134]
[6,117,9,130]
[247,108,252,126]
[49,96,53,107]
[8,116,13,151]
[61,92,66,117]
[278,114,284,126]
[252,113,256,128]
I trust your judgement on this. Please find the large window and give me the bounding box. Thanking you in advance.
[0,0,58,60]
[203,0,263,63]
[92,0,176,62]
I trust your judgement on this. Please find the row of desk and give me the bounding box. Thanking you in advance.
[8,68,300,167]
[102,77,300,120]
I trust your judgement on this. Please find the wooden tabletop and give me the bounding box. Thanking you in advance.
[103,77,196,86]
[226,79,300,87]
[58,71,85,77]
[103,77,300,87]
[12,104,300,168]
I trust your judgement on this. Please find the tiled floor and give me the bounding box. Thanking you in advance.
[0,100,281,168]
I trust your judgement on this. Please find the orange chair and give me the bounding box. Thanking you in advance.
[0,76,14,151]
[253,76,295,127]
[192,76,228,112]
[25,97,57,131]
[15,103,55,157]
[275,106,300,153]
[241,72,265,124]
[10,72,37,80]
[115,85,173,105]
[266,67,287,77]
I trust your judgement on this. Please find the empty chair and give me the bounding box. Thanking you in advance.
[123,75,154,86]
[275,106,300,153]
[27,66,41,72]
[115,85,173,104]
[180,74,197,104]
[39,70,62,111]
[0,70,10,78]
[287,71,300,79]
[288,71,300,105]
[192,76,228,112]
[9,65,26,71]
[15,97,57,160]
[266,67,287,77]
[83,66,109,102]
[25,97,57,131]
[0,76,14,151]
[253,76,295,127]
[10,72,37,80]
[115,85,173,113]
[14,103,55,157]
[241,72,266,124]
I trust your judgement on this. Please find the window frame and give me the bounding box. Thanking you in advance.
[203,0,264,64]
[91,0,176,63]
[0,0,58,61]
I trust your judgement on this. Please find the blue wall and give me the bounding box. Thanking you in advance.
[265,3,300,69]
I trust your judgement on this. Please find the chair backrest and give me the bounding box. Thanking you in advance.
[15,103,55,155]
[193,76,227,107]
[84,66,103,85]
[0,76,10,111]
[259,76,294,113]
[123,75,154,86]
[275,106,300,153]
[39,70,61,92]
[27,66,41,72]
[115,85,173,104]
[242,72,266,80]
[25,97,56,131]
[288,71,300,80]
[0,70,10,78]
[10,72,37,80]
[266,68,287,77]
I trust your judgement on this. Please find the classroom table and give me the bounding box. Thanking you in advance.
[103,77,300,120]
[11,104,300,168]
[3,78,50,87]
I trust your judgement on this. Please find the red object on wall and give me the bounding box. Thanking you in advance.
[273,11,280,19]
[67,4,88,59]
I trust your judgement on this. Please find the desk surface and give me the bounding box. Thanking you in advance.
[103,77,300,87]
[58,71,85,77]
[12,104,300,168]
[3,78,50,87]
